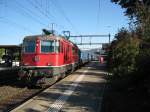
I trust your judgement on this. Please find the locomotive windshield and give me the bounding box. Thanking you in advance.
[23,40,36,53]
[41,40,55,53]
[41,40,60,53]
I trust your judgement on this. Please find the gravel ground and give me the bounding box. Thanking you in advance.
[0,86,28,102]
[0,70,35,111]
[0,70,57,111]
[0,84,42,112]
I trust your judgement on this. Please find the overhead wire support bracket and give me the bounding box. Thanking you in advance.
[69,34,111,46]
[76,43,108,45]
[70,34,110,38]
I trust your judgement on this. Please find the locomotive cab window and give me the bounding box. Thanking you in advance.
[23,40,36,53]
[41,40,55,53]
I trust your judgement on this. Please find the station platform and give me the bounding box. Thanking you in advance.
[11,62,107,112]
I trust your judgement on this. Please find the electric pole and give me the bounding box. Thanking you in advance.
[51,23,55,35]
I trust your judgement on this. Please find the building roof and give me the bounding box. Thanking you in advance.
[0,45,21,49]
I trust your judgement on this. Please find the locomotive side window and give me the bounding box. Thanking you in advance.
[72,47,75,54]
[60,42,63,53]
[55,41,60,53]
[75,48,78,54]
[41,40,54,53]
[23,40,36,53]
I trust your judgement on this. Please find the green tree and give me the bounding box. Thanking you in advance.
[109,0,150,82]
[111,0,150,17]
[111,0,150,40]
[109,28,140,77]
[0,49,5,58]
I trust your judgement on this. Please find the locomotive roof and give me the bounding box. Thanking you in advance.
[24,34,58,41]
[24,34,78,48]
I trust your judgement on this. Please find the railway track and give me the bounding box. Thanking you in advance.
[0,71,61,112]
[0,66,88,111]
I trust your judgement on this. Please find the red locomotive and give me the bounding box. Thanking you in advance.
[18,34,80,86]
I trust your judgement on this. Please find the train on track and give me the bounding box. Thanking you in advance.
[18,34,91,86]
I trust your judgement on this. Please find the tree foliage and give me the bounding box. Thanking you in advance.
[109,0,150,81]
[107,1,150,110]
[112,0,150,38]
[109,28,140,76]
[0,49,5,58]
[111,0,150,16]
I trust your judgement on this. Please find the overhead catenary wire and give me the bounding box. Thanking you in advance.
[13,0,47,27]
[97,0,101,29]
[27,0,56,22]
[0,0,6,19]
[0,0,35,33]
[28,0,67,32]
[0,0,78,38]
[0,18,34,33]
[2,0,79,35]
[50,0,80,35]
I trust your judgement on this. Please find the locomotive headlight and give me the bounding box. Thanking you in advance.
[24,63,29,66]
[47,63,52,66]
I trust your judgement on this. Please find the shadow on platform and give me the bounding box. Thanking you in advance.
[23,62,107,112]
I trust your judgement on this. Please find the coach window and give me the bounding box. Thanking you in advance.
[41,40,54,53]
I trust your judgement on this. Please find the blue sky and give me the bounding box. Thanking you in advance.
[0,0,129,48]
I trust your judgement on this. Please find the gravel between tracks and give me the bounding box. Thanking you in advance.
[0,69,81,112]
[0,86,27,101]
[0,85,40,112]
[0,70,42,112]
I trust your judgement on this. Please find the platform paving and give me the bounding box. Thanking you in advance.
[11,62,107,112]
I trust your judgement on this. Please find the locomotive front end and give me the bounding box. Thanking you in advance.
[18,35,57,85]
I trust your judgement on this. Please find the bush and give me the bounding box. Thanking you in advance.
[108,28,140,77]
